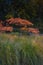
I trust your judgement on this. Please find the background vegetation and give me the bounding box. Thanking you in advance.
[0,0,43,33]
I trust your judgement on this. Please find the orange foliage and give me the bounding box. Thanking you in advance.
[6,18,33,26]
[0,26,13,32]
[0,18,39,34]
[20,27,39,34]
[6,17,15,23]
[20,27,28,31]
[28,28,39,34]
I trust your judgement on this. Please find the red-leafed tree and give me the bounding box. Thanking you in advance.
[0,17,39,34]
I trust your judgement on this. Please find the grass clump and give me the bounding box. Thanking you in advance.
[0,33,43,65]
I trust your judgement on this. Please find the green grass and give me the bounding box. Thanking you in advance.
[0,33,43,65]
